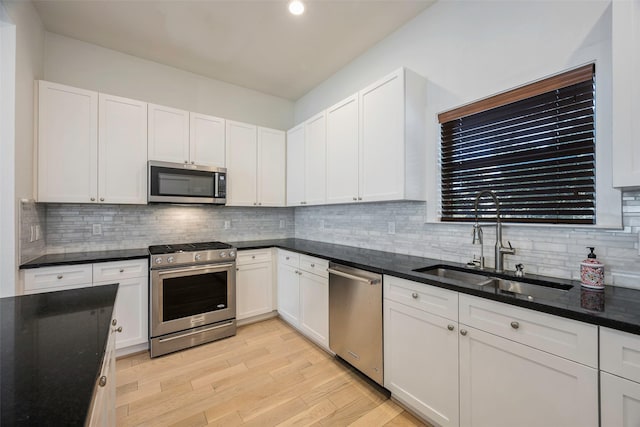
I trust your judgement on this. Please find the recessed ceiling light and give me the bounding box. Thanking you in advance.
[288,0,305,16]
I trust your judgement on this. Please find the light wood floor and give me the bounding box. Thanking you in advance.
[116,317,431,427]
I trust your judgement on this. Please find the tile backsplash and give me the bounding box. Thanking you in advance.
[294,191,640,288]
[20,190,640,288]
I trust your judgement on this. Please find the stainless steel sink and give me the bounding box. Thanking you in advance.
[413,265,573,299]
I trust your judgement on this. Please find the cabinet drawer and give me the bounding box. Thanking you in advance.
[24,264,93,292]
[383,275,458,322]
[278,250,299,268]
[237,249,272,266]
[459,294,597,367]
[601,327,640,383]
[93,259,148,283]
[299,255,328,278]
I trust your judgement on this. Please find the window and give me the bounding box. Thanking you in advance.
[438,64,595,225]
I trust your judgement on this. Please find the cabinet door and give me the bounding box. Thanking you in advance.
[236,262,273,320]
[459,325,598,427]
[384,299,459,427]
[286,124,305,206]
[88,315,116,427]
[359,70,404,202]
[147,103,190,164]
[190,112,225,167]
[326,94,359,204]
[257,127,286,207]
[299,271,329,349]
[304,112,327,205]
[37,81,98,203]
[110,276,148,350]
[612,0,640,187]
[225,120,257,206]
[601,371,640,427]
[98,94,147,204]
[277,263,300,327]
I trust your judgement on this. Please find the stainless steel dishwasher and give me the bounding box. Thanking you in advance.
[328,262,383,386]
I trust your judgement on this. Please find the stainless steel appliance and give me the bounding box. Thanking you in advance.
[328,263,383,385]
[149,241,236,357]
[148,160,227,204]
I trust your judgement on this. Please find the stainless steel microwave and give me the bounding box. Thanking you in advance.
[148,161,226,204]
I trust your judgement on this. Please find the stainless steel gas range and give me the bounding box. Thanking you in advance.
[148,241,237,357]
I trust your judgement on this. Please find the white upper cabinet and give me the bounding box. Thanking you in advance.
[257,127,286,207]
[37,81,147,204]
[326,94,359,204]
[612,0,640,188]
[286,124,305,206]
[189,112,225,167]
[304,112,327,206]
[225,120,258,206]
[98,94,147,204]
[147,103,190,164]
[359,68,426,202]
[37,81,98,203]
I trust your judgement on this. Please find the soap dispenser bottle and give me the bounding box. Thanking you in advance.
[580,247,605,289]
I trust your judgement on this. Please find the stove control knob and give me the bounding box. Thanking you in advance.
[229,251,236,258]
[194,253,202,261]
[167,256,175,263]
[220,252,228,258]
[154,257,163,264]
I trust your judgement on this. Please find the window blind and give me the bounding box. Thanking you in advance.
[438,65,595,224]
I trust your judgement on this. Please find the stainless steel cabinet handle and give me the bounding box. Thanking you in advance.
[114,326,123,333]
[447,324,455,331]
[511,321,520,330]
[184,160,188,164]
[99,376,107,387]
[111,319,117,326]
[353,197,357,201]
[100,197,104,202]
[358,197,362,200]
[258,202,262,206]
[253,202,257,206]
[57,275,63,279]
[90,197,95,202]
[327,268,380,285]
[119,269,124,273]
[460,329,468,336]
[411,292,418,299]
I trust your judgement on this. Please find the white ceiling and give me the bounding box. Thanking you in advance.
[32,0,434,100]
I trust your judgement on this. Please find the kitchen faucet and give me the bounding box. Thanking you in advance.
[471,190,515,273]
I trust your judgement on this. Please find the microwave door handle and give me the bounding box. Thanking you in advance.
[214,173,219,198]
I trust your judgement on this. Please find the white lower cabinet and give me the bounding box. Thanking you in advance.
[236,249,274,321]
[22,259,149,355]
[458,325,598,427]
[601,371,640,427]
[384,299,459,427]
[87,313,117,426]
[277,250,329,350]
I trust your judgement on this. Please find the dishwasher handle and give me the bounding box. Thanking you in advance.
[327,267,381,285]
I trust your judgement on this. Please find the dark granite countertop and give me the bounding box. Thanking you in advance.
[230,238,640,336]
[0,285,118,426]
[20,248,149,269]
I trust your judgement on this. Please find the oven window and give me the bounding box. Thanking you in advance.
[151,166,215,198]
[162,271,228,321]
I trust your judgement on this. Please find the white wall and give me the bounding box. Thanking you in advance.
[1,0,44,296]
[44,32,294,130]
[294,0,619,226]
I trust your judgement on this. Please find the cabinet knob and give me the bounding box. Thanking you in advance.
[251,255,256,259]
[353,197,357,201]
[184,160,188,164]
[411,292,418,299]
[460,329,468,336]
[191,161,195,164]
[510,321,520,330]
[286,256,290,260]
[236,267,239,271]
[100,197,105,202]
[258,202,262,206]
[447,324,455,331]
[311,263,315,268]
[114,326,123,333]
[358,197,362,201]
[90,197,95,201]
[99,376,107,387]
[119,269,124,273]
[111,319,117,326]
[57,274,63,279]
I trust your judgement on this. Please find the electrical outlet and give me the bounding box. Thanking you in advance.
[224,220,231,230]
[29,225,35,243]
[35,225,41,241]
[92,224,102,236]
[388,221,396,235]
[279,219,285,229]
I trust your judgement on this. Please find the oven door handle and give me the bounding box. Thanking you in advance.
[156,263,235,277]
[157,321,235,343]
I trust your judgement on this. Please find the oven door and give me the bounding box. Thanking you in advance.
[150,262,236,338]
